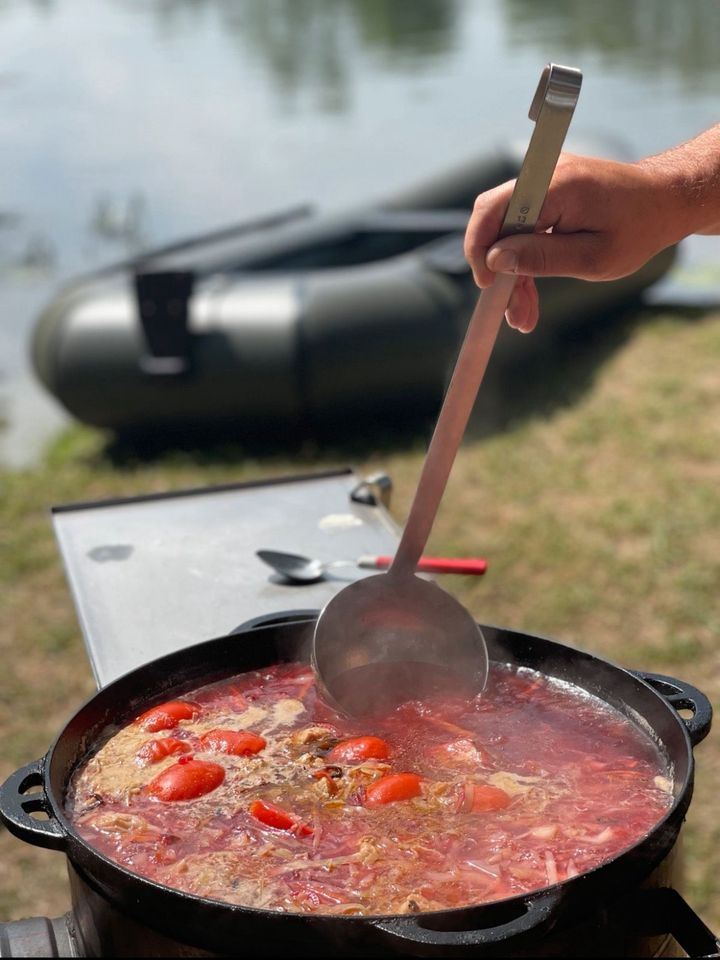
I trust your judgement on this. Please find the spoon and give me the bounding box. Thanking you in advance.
[311,64,582,716]
[256,549,488,584]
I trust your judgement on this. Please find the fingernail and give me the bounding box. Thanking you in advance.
[487,247,518,273]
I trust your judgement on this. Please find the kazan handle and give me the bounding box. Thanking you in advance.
[0,758,67,851]
[632,671,713,747]
[359,555,488,575]
[371,887,561,952]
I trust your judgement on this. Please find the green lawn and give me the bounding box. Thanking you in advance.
[1,301,718,931]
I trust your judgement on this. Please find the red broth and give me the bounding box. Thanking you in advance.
[65,662,673,915]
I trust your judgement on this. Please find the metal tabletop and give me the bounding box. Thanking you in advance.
[52,468,400,688]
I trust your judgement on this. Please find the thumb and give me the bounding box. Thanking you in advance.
[486,233,603,281]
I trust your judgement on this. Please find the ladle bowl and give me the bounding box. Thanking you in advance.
[312,572,487,715]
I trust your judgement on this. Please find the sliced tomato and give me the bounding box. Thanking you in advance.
[136,700,201,732]
[465,783,511,813]
[364,772,422,807]
[146,759,224,801]
[249,799,313,836]
[136,737,192,765]
[326,736,391,764]
[199,729,266,756]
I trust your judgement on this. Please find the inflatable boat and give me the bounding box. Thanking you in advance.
[32,145,676,436]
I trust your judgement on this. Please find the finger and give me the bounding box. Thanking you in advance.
[505,275,539,333]
[487,231,606,280]
[464,180,516,287]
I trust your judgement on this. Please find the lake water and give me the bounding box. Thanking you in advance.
[2,0,720,465]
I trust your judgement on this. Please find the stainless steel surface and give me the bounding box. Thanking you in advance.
[52,469,401,688]
[312,64,582,715]
[503,64,583,238]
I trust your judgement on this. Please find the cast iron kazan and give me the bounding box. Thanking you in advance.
[1,613,717,958]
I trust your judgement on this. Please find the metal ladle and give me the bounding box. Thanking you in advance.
[312,64,582,716]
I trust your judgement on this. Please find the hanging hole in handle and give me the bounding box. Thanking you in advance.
[666,696,697,723]
[643,677,684,699]
[16,767,48,812]
[20,782,43,796]
[20,789,51,820]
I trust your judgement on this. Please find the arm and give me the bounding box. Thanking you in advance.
[464,125,720,332]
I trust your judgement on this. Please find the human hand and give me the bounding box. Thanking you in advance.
[463,152,681,333]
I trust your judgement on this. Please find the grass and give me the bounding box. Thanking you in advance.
[1,300,719,933]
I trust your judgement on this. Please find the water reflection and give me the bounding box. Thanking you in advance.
[0,216,55,277]
[136,0,459,110]
[503,0,720,85]
[0,0,56,15]
[0,194,147,278]
[149,0,458,58]
[89,192,147,251]
[130,0,720,96]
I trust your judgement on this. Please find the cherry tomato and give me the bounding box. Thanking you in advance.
[326,736,391,764]
[136,737,192,765]
[146,759,224,801]
[364,772,422,807]
[199,729,266,756]
[136,700,201,732]
[466,784,511,812]
[249,799,313,836]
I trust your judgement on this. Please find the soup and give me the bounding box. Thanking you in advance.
[65,661,673,915]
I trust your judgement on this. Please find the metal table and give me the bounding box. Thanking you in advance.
[51,467,401,688]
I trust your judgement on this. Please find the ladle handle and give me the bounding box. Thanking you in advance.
[391,63,582,576]
[390,274,516,574]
